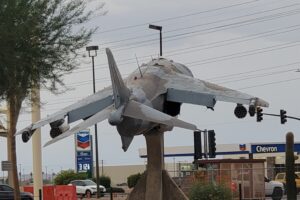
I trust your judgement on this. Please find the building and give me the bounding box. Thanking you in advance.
[94,142,300,185]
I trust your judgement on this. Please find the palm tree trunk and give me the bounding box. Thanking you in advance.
[8,96,22,200]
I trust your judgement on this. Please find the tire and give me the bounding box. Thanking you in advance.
[85,190,92,198]
[271,187,283,200]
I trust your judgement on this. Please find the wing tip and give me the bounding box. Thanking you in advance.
[257,98,269,108]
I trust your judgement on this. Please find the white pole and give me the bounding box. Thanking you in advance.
[32,86,43,200]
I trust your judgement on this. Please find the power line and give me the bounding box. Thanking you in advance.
[76,2,300,55]
[98,3,300,48]
[38,61,300,108]
[19,76,300,118]
[238,77,300,90]
[206,61,300,81]
[217,68,297,84]
[95,0,261,34]
[57,41,300,89]
[74,21,300,75]
[98,0,277,46]
[184,40,300,67]
[106,7,300,52]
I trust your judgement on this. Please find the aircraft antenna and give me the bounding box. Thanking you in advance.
[135,54,143,77]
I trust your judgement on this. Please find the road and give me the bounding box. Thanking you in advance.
[266,194,300,199]
[81,194,300,200]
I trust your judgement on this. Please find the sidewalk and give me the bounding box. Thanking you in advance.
[78,193,128,200]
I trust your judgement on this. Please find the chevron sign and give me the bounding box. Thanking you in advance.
[76,130,91,151]
[75,130,93,174]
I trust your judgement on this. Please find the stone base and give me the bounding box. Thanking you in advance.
[127,170,188,200]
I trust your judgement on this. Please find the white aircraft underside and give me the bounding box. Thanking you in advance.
[17,48,269,151]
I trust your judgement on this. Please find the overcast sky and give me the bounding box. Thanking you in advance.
[1,0,300,175]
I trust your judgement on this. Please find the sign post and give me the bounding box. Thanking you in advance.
[75,130,93,177]
[1,161,12,171]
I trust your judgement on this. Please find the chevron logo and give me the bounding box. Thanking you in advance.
[76,131,91,150]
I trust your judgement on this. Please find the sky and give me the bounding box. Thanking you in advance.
[1,0,300,175]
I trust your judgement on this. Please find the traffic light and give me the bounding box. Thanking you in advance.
[208,130,216,158]
[280,109,287,124]
[256,107,263,122]
[194,130,202,160]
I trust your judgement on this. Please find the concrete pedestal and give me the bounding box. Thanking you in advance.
[127,130,188,200]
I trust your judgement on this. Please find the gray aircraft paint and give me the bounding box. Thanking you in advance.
[17,48,269,152]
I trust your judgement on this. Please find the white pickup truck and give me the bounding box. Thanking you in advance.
[265,177,284,200]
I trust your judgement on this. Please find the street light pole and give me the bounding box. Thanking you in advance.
[149,24,162,56]
[86,45,101,198]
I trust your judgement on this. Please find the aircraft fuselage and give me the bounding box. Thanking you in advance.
[115,58,194,137]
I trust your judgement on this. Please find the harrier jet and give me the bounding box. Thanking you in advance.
[17,48,269,151]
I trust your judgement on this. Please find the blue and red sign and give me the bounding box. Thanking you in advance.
[76,130,91,151]
[75,130,93,174]
[239,144,246,151]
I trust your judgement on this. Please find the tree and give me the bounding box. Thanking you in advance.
[0,0,100,199]
[127,173,142,188]
[54,169,87,185]
[189,182,233,200]
[93,175,111,188]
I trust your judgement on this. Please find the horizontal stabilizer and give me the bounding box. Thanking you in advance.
[123,100,197,130]
[44,105,113,147]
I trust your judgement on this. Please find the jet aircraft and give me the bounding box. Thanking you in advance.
[17,48,269,151]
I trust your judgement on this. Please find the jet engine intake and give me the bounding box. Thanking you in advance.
[234,104,247,119]
[163,101,181,116]
[22,128,35,143]
[49,119,70,138]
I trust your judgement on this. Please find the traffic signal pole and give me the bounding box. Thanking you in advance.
[261,113,300,121]
[193,129,216,161]
[255,107,300,124]
[203,129,208,159]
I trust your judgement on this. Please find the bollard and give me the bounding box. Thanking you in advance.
[39,189,42,200]
[238,183,242,200]
[110,187,113,200]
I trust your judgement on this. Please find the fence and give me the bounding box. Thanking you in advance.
[171,165,291,200]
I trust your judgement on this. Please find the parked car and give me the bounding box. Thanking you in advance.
[0,184,33,200]
[265,177,284,200]
[275,172,300,193]
[69,180,106,197]
[231,174,284,200]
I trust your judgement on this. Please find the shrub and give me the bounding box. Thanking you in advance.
[127,173,142,188]
[189,182,232,200]
[54,169,87,185]
[93,175,111,188]
[106,187,125,193]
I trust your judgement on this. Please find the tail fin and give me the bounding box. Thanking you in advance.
[106,48,130,108]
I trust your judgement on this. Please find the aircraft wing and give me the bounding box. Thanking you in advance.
[17,86,113,135]
[164,74,269,108]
